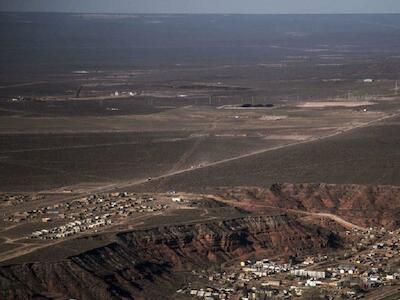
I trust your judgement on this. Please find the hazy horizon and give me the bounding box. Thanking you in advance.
[2,11,400,15]
[1,0,400,14]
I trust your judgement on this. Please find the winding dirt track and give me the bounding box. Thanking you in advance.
[214,198,367,232]
[286,209,367,231]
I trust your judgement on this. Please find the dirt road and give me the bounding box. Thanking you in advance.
[287,209,367,231]
[30,109,400,206]
[214,197,367,232]
[89,110,400,194]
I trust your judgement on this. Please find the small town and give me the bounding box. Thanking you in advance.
[2,192,400,299]
[1,192,169,240]
[177,227,400,299]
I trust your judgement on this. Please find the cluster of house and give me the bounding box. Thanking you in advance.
[241,286,286,299]
[9,192,169,240]
[177,287,233,300]
[178,260,292,300]
[31,214,112,239]
[180,227,400,300]
[325,264,400,289]
[285,261,398,297]
[5,203,62,223]
[351,231,400,262]
[0,193,43,209]
[174,225,400,300]
[7,192,167,227]
[240,259,291,280]
[358,226,387,240]
[70,193,168,218]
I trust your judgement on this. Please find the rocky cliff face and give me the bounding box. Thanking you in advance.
[0,214,337,300]
[219,183,400,228]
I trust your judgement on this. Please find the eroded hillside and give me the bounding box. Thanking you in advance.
[217,183,400,228]
[0,214,338,300]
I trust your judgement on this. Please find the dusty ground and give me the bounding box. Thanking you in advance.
[0,96,396,191]
[135,112,400,192]
[2,13,400,299]
[297,100,374,108]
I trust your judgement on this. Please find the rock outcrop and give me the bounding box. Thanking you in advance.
[219,183,400,228]
[0,214,337,300]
